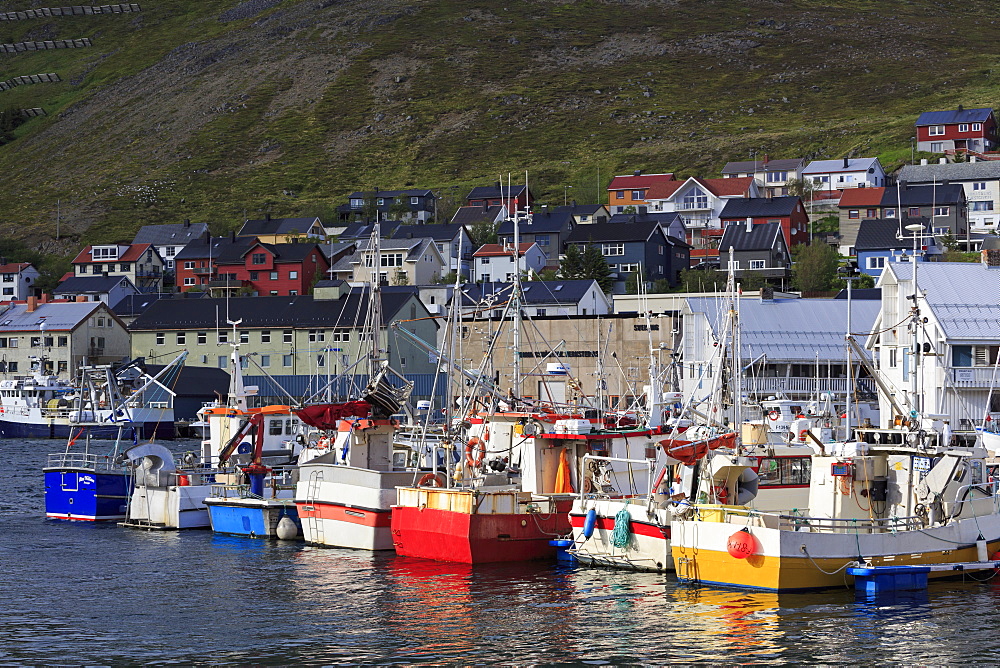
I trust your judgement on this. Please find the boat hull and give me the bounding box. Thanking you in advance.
[206,498,300,539]
[297,501,393,550]
[672,509,1000,592]
[43,467,131,521]
[391,487,573,564]
[0,418,171,440]
[125,484,212,529]
[569,498,672,571]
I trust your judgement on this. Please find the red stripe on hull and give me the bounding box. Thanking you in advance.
[569,514,670,539]
[391,504,572,564]
[296,501,391,528]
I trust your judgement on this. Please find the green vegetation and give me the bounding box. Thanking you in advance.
[792,243,841,292]
[0,0,994,274]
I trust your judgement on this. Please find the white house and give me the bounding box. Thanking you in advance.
[644,176,759,250]
[472,242,546,283]
[871,258,1000,433]
[53,274,139,307]
[0,261,39,301]
[720,156,807,197]
[802,157,887,200]
[330,237,448,286]
[898,160,1000,232]
[132,221,210,271]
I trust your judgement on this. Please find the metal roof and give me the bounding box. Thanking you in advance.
[889,262,1000,340]
[899,161,1000,183]
[0,301,102,332]
[915,108,994,126]
[687,297,880,362]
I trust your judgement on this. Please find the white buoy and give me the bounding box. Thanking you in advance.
[276,516,299,540]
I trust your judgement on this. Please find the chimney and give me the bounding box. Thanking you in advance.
[958,104,964,112]
[26,296,36,312]
[760,285,774,301]
[971,156,978,163]
[746,218,753,232]
[921,158,928,165]
[231,230,236,241]
[76,295,87,303]
[763,154,770,165]
[899,179,907,191]
[982,249,1000,267]
[843,157,850,169]
[39,293,47,304]
[183,218,190,228]
[634,169,642,177]
[264,212,271,222]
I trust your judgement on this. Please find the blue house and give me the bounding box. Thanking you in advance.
[565,220,690,293]
[854,218,942,277]
[339,189,436,223]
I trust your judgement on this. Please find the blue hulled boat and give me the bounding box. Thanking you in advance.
[43,429,134,521]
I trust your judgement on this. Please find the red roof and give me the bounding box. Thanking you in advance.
[646,177,756,201]
[607,173,675,191]
[0,262,31,273]
[72,243,154,264]
[837,187,885,207]
[474,242,534,257]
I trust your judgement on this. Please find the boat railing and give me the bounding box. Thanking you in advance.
[693,504,925,533]
[580,454,656,500]
[46,450,121,471]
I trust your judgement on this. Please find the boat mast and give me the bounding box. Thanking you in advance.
[511,172,522,398]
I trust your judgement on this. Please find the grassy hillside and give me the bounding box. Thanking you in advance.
[0,0,996,263]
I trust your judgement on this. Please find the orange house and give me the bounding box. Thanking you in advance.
[607,170,675,214]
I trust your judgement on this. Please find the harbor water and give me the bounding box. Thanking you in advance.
[5,437,1000,664]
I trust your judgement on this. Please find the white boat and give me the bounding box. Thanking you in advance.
[0,358,181,439]
[123,443,216,529]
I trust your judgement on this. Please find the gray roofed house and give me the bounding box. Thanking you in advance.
[898,161,1000,233]
[238,215,325,241]
[873,260,1000,429]
[916,108,995,127]
[881,183,968,239]
[132,220,210,271]
[566,219,690,292]
[802,157,887,199]
[112,291,209,325]
[853,218,942,277]
[127,287,439,397]
[53,274,138,308]
[553,204,610,226]
[682,295,880,402]
[451,205,507,226]
[720,157,806,198]
[0,300,131,378]
[339,189,436,224]
[331,237,448,285]
[337,220,403,241]
[457,280,611,317]
[391,223,474,276]
[717,221,791,280]
[497,210,575,264]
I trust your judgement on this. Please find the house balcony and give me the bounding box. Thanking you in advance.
[676,202,711,211]
[950,366,1000,387]
[192,267,213,276]
[740,377,876,397]
[135,269,162,278]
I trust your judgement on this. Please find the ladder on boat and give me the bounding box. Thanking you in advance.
[305,470,325,545]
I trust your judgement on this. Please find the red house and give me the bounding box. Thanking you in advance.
[915,106,997,154]
[174,236,331,296]
[607,170,675,214]
[718,196,810,248]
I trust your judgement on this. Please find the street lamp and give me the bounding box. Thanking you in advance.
[911,137,915,165]
[564,185,573,207]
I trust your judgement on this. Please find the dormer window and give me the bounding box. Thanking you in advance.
[92,246,121,260]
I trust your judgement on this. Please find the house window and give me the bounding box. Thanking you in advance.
[317,354,325,367]
[2,288,12,296]
[261,330,271,343]
[974,123,983,131]
[682,188,709,209]
[934,207,949,216]
[289,271,298,279]
[249,271,259,281]
[184,261,194,269]
[480,273,491,282]
[959,124,969,133]
[619,263,640,273]
[239,331,249,344]
[289,290,298,296]
[410,196,419,205]
[602,243,625,256]
[156,333,165,345]
[749,260,765,270]
[7,339,15,348]
[183,277,195,286]
[615,191,625,200]
[536,308,546,316]
[269,271,278,280]
[30,337,40,347]
[218,356,227,369]
[283,330,293,343]
[908,207,920,217]
[270,291,278,295]
[866,208,878,218]
[381,253,404,267]
[350,198,364,208]
[252,253,266,265]
[848,210,860,219]
[1,274,11,283]
[928,125,945,136]
[376,197,385,206]
[930,142,944,152]
[972,201,995,211]
[118,263,130,272]
[309,330,325,342]
[885,208,896,218]
[534,235,550,247]
[57,337,67,347]
[632,190,645,200]
[176,333,186,345]
[260,355,270,368]
[332,331,351,342]
[283,354,293,367]
[868,256,886,269]
[197,331,207,345]
[765,171,787,183]
[659,245,664,255]
[812,176,829,184]
[974,182,988,191]
[218,331,228,344]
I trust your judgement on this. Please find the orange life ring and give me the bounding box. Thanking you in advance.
[798,429,809,443]
[465,436,485,468]
[418,472,443,488]
[768,411,780,421]
[316,436,331,449]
